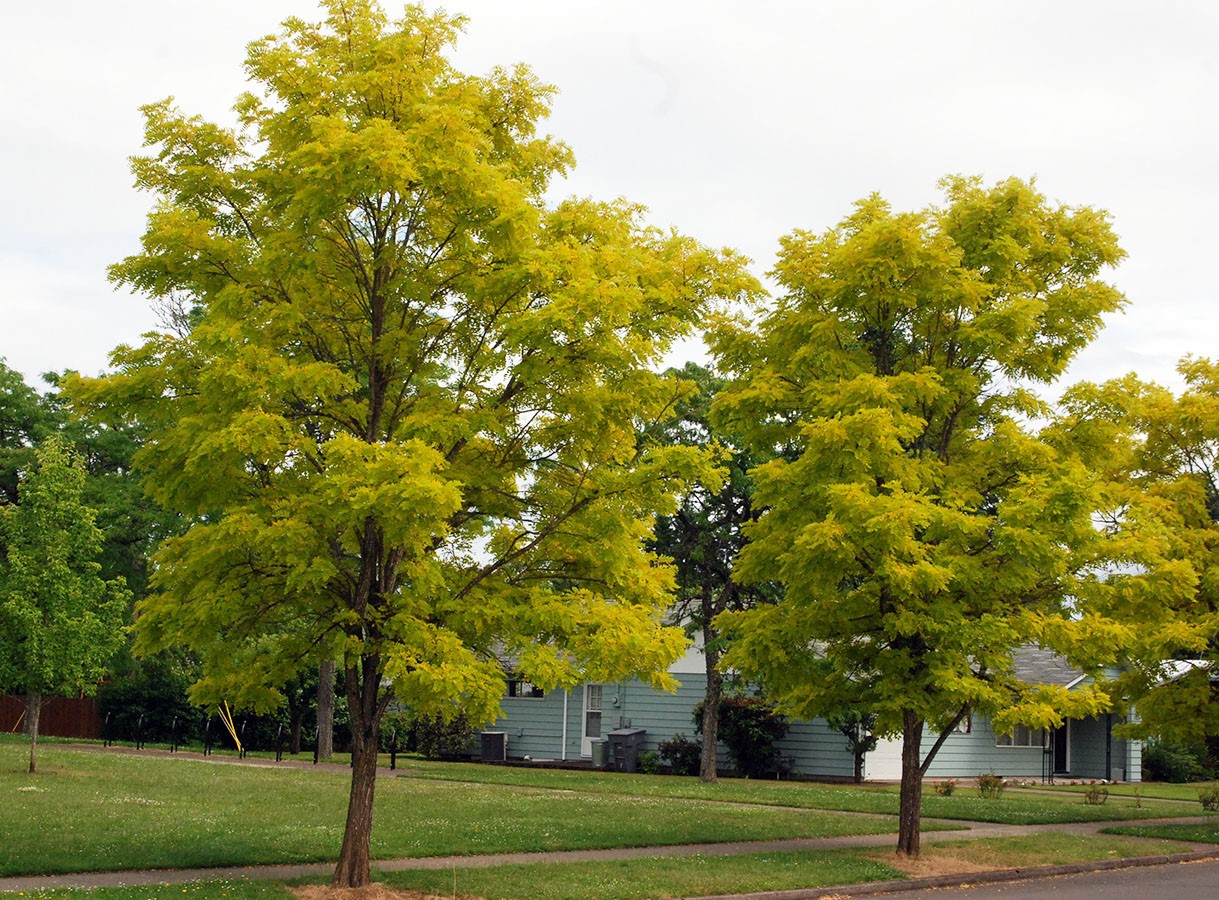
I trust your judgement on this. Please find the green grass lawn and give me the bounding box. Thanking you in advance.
[10,881,295,900]
[1103,822,1219,843]
[403,758,1202,824]
[1036,780,1219,802]
[0,742,896,877]
[377,850,904,900]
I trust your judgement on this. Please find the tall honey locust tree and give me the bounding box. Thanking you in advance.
[69,2,750,886]
[710,177,1136,857]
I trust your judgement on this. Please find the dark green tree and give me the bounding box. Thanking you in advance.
[650,362,774,782]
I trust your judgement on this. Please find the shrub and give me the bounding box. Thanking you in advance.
[977,772,1006,799]
[935,779,957,796]
[98,656,206,745]
[1142,739,1209,783]
[1083,784,1109,805]
[637,750,662,775]
[1199,786,1219,811]
[658,733,702,776]
[694,695,789,778]
[379,710,414,751]
[412,712,476,759]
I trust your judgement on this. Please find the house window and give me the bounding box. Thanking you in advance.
[996,724,1043,748]
[506,678,544,699]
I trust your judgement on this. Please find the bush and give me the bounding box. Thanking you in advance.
[935,779,957,796]
[1083,783,1109,805]
[1199,787,1219,811]
[98,656,206,745]
[637,750,662,775]
[977,772,1006,799]
[694,695,789,778]
[658,733,702,776]
[1142,739,1210,783]
[411,712,476,759]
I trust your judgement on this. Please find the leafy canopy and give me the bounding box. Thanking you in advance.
[69,0,753,728]
[1060,358,1219,743]
[711,176,1131,741]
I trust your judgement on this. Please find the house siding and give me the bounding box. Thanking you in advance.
[491,670,1142,781]
[493,690,568,760]
[778,719,857,779]
[921,717,1048,780]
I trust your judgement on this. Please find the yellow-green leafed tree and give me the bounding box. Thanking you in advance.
[67,2,752,886]
[711,177,1134,857]
[1062,359,1219,745]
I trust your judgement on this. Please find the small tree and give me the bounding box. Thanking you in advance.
[828,708,878,784]
[649,362,773,783]
[0,437,129,772]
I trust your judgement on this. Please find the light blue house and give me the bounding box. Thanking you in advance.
[491,644,1141,782]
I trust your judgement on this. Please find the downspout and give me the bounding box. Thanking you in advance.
[561,689,569,760]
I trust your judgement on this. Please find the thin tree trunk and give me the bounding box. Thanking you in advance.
[854,738,865,784]
[896,709,924,857]
[700,644,721,782]
[699,580,722,783]
[331,656,386,888]
[317,660,335,760]
[25,693,41,775]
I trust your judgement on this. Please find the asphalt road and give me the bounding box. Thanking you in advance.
[883,858,1219,898]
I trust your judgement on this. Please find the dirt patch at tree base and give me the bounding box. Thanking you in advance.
[294,883,482,900]
[867,850,999,879]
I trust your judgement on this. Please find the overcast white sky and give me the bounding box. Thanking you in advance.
[3,1,1216,394]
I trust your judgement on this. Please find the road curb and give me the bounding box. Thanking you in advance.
[679,848,1219,900]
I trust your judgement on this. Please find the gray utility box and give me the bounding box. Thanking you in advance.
[480,731,507,762]
[590,738,609,768]
[607,727,647,773]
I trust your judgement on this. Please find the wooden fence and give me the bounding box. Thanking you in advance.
[1,695,103,739]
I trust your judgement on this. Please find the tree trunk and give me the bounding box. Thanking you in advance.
[317,660,335,760]
[699,580,722,783]
[896,709,924,857]
[853,739,865,784]
[331,656,386,888]
[331,719,380,886]
[25,693,42,775]
[700,647,721,783]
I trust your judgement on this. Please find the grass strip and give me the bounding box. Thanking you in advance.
[375,850,903,900]
[1103,823,1219,843]
[6,881,295,900]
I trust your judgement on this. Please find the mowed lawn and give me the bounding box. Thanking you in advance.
[404,758,1205,824]
[0,742,895,877]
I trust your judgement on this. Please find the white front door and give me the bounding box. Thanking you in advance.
[581,683,603,756]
